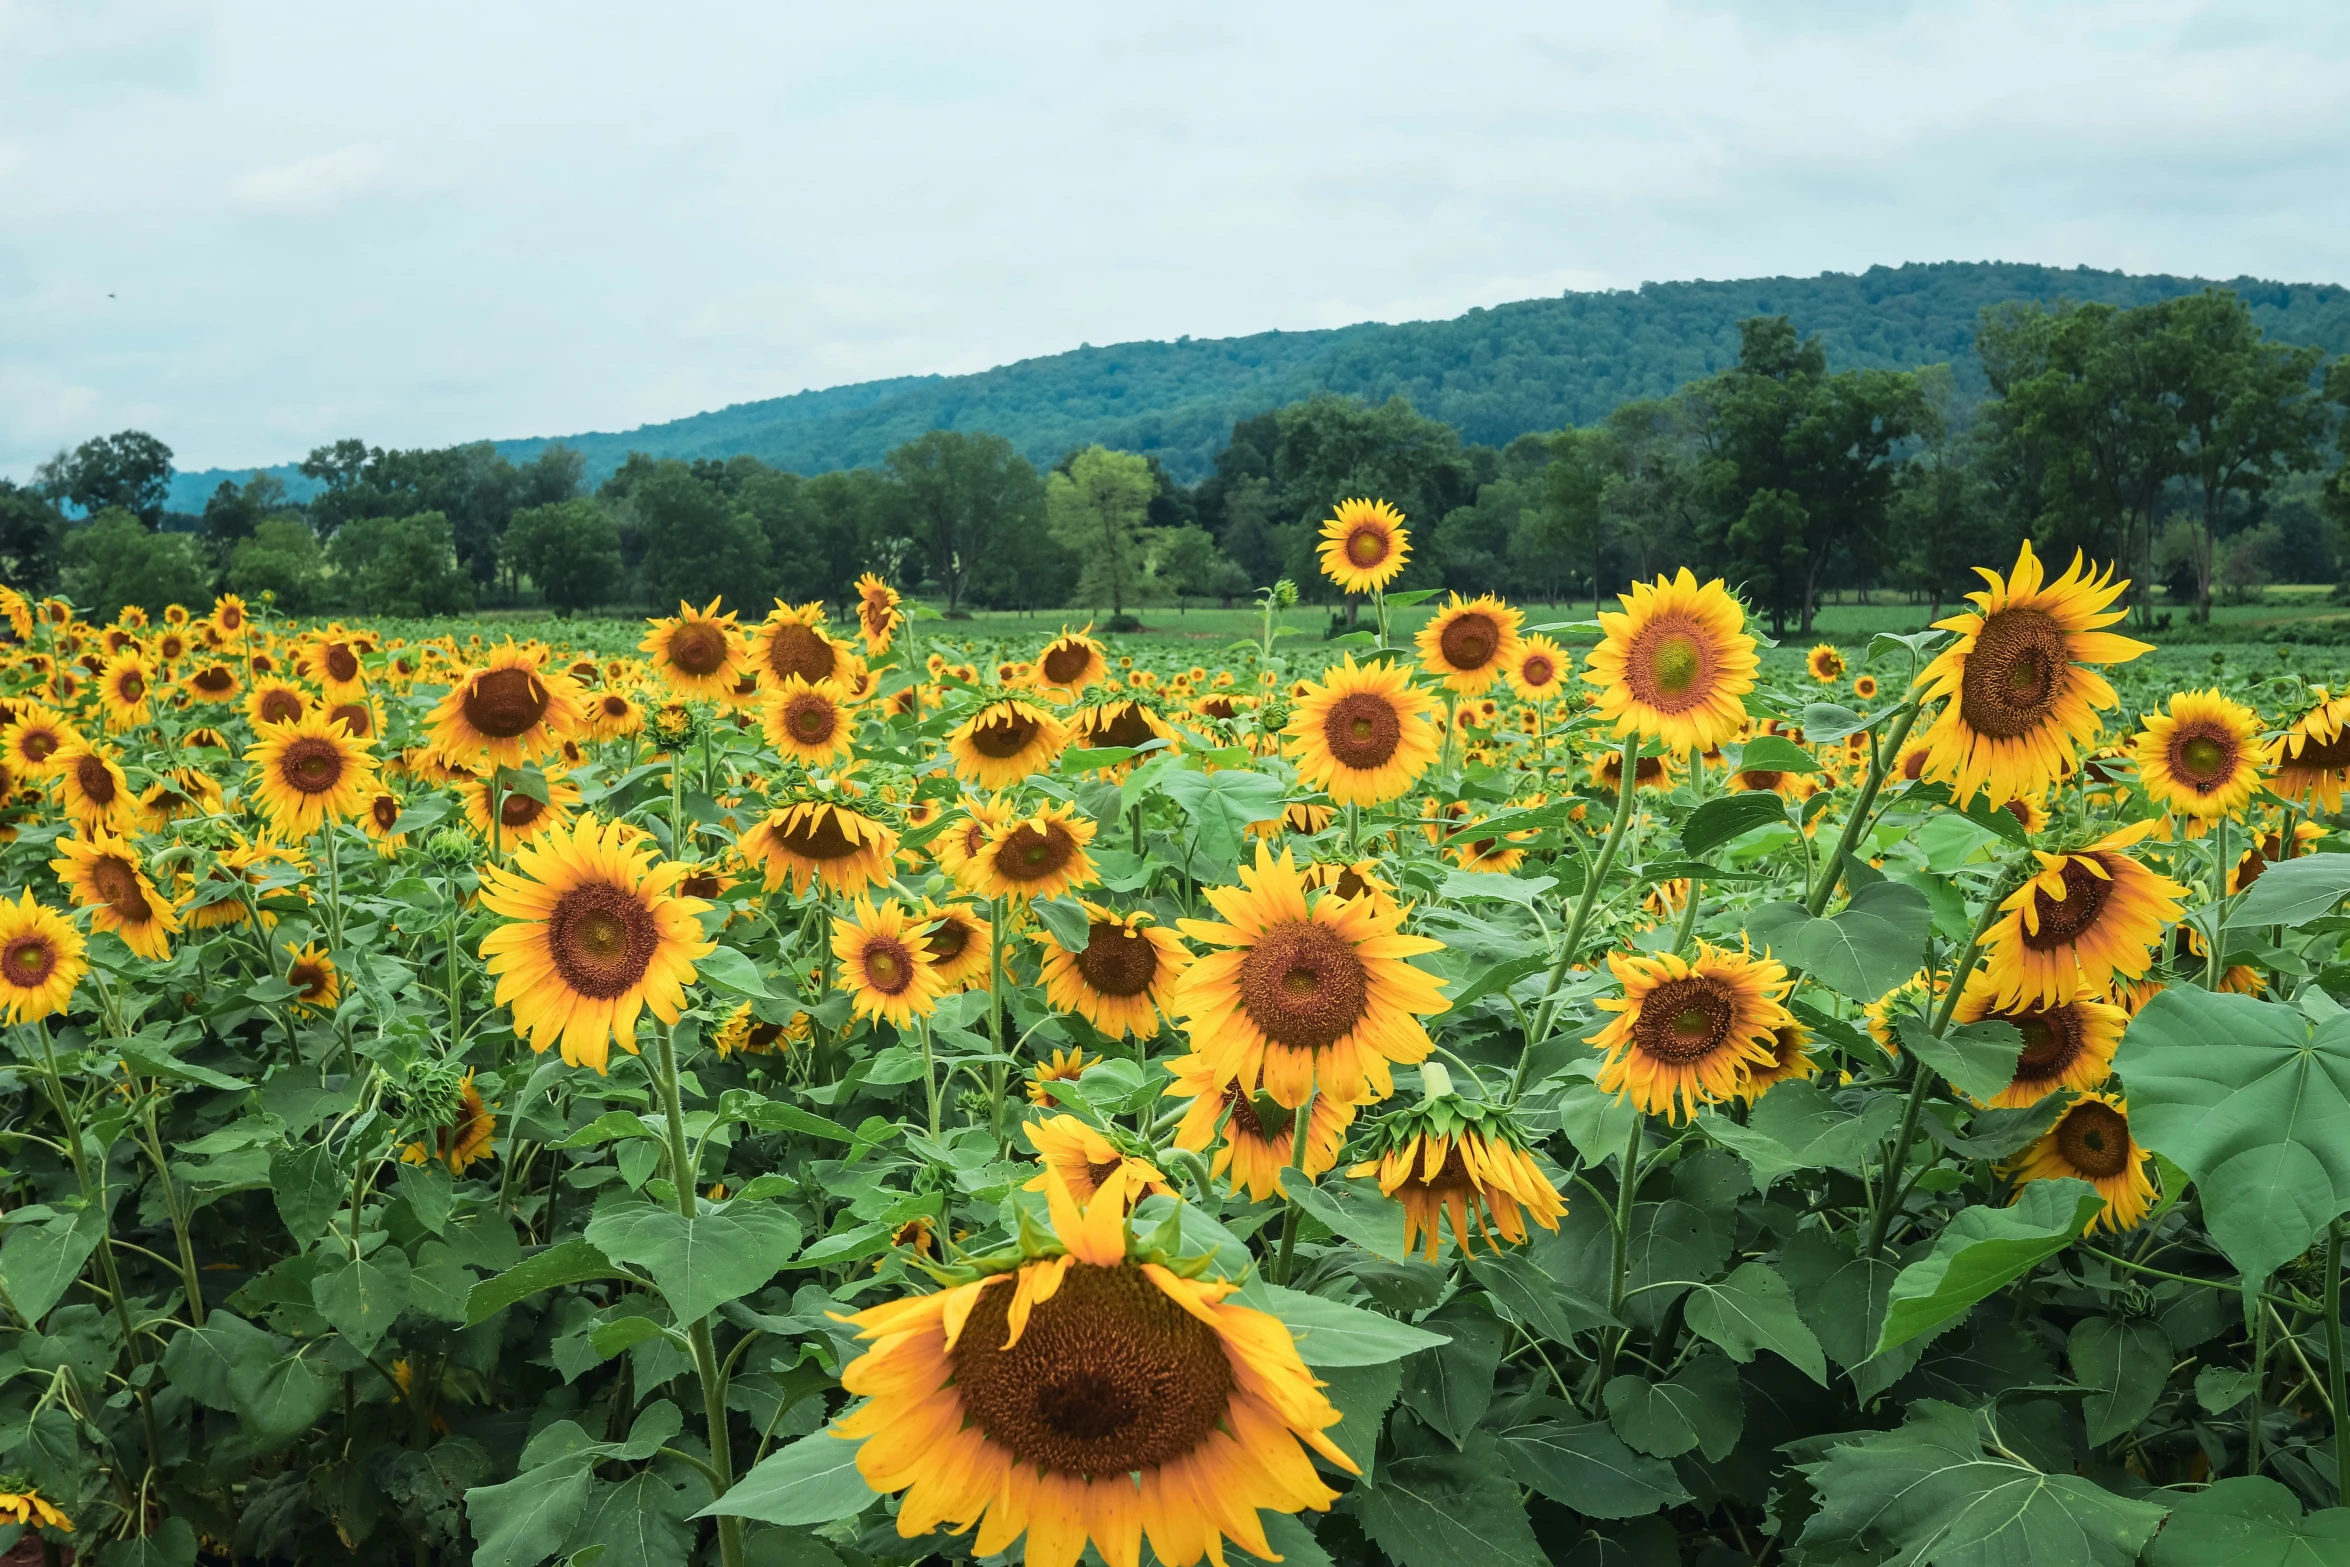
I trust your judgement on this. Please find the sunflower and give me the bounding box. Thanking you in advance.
[1298,858,1401,917]
[1853,673,1880,701]
[1026,627,1105,696]
[934,797,1013,884]
[1035,902,1191,1039]
[947,699,1069,789]
[582,688,644,742]
[402,1070,496,1174]
[1416,593,1523,695]
[319,694,382,743]
[461,769,581,846]
[427,644,585,770]
[1725,766,1812,803]
[2229,820,2328,895]
[2007,1092,2154,1233]
[1981,821,2185,1009]
[97,652,155,730]
[137,768,220,826]
[1912,542,2150,807]
[1806,644,1846,683]
[1580,570,1759,756]
[855,573,902,655]
[1165,1054,1354,1201]
[1946,970,2124,1108]
[834,1172,1355,1567]
[2267,690,2350,812]
[304,636,368,702]
[1506,634,1569,704]
[1587,943,1795,1122]
[713,1000,812,1057]
[1171,844,1448,1108]
[2,702,78,780]
[50,743,133,833]
[1022,1114,1172,1207]
[641,598,748,700]
[1590,747,1676,796]
[1070,699,1176,755]
[1316,497,1411,594]
[1026,1046,1100,1105]
[360,790,409,856]
[476,815,716,1072]
[1284,655,1443,806]
[752,601,845,690]
[1350,1094,1564,1261]
[914,899,995,991]
[280,942,341,1016]
[1741,1022,1816,1098]
[832,900,946,1028]
[761,676,855,768]
[0,1487,70,1533]
[744,801,901,897]
[245,678,310,728]
[2132,689,2261,822]
[182,661,242,705]
[51,833,180,960]
[0,891,88,1024]
[962,803,1098,903]
[244,711,380,838]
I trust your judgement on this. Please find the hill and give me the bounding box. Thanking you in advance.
[167,260,2350,510]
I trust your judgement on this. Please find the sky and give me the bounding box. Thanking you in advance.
[4,0,2348,480]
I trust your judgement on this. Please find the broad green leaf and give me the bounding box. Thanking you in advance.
[1357,1432,1549,1567]
[1462,1248,1615,1338]
[1259,1284,1450,1367]
[1159,768,1287,864]
[466,1238,626,1324]
[2145,1475,2350,1567]
[1619,1199,1727,1329]
[730,1101,858,1143]
[96,1519,198,1567]
[1876,1180,2104,1356]
[585,1203,803,1323]
[1681,792,1789,856]
[158,1308,275,1410]
[1682,1260,1827,1383]
[1498,1417,1693,1519]
[1029,895,1096,952]
[1792,905,1926,1002]
[114,1037,246,1091]
[697,944,774,999]
[1735,734,1823,774]
[2068,1316,2169,1446]
[1781,1229,1932,1402]
[1287,1179,1414,1262]
[2115,988,2350,1280]
[1697,1080,1901,1185]
[466,1456,596,1567]
[1898,1014,2026,1105]
[238,1350,336,1452]
[1314,1360,1401,1476]
[311,1248,411,1355]
[557,1111,662,1149]
[699,1429,878,1524]
[0,1200,110,1325]
[569,1471,695,1567]
[1802,700,1901,743]
[1445,952,1549,1011]
[2230,853,2350,928]
[1397,1300,1503,1446]
[1602,1353,1741,1461]
[2196,1364,2256,1414]
[269,1141,344,1247]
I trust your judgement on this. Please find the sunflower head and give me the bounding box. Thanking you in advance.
[753,601,844,689]
[1034,900,1191,1039]
[947,699,1068,789]
[1317,498,1411,593]
[1416,593,1524,693]
[1283,654,1443,806]
[854,573,902,654]
[428,644,586,770]
[0,891,88,1025]
[966,802,1098,903]
[1806,644,1846,683]
[2007,1091,2154,1233]
[832,899,946,1027]
[1587,943,1795,1122]
[1581,570,1759,755]
[1351,1094,1565,1261]
[246,710,381,838]
[2132,689,2261,822]
[640,598,747,700]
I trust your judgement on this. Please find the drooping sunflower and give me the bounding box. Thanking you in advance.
[640,598,748,701]
[1506,634,1569,704]
[1026,1046,1100,1105]
[1581,570,1759,755]
[962,802,1098,903]
[2132,689,2261,822]
[1317,497,1411,593]
[1034,902,1192,1038]
[476,815,716,1072]
[832,1172,1356,1567]
[2006,1092,2154,1233]
[1947,970,2124,1108]
[761,676,855,768]
[1912,541,2150,807]
[2,702,78,780]
[461,768,581,846]
[752,601,846,690]
[1033,627,1109,696]
[246,711,381,838]
[1164,1053,1354,1201]
[426,644,585,771]
[0,891,88,1024]
[1170,844,1449,1108]
[97,652,155,731]
[912,899,995,991]
[401,1070,496,1174]
[51,833,180,960]
[1022,1114,1171,1207]
[245,678,309,728]
[1284,655,1443,806]
[1415,593,1523,695]
[1805,644,1846,683]
[1981,820,2185,1009]
[831,900,946,1027]
[1351,1098,1566,1261]
[0,1486,70,1533]
[50,743,133,833]
[744,801,901,897]
[854,573,902,655]
[947,699,1069,789]
[282,942,342,1017]
[1586,943,1796,1122]
[1740,1021,1816,1098]
[2267,689,2350,813]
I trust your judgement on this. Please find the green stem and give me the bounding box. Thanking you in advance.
[920,1019,940,1139]
[1599,1111,1645,1382]
[2327,1220,2346,1504]
[1804,699,1923,916]
[2249,1289,2268,1477]
[985,897,1010,1151]
[2207,815,2230,990]
[1274,1089,1318,1286]
[1528,735,1641,1049]
[654,1022,744,1567]
[1669,876,1703,957]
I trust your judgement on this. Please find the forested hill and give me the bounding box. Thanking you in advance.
[169,260,2350,507]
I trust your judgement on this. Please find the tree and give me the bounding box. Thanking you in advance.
[1537,427,1619,609]
[1154,525,1248,610]
[886,432,1047,614]
[503,500,622,616]
[200,473,291,546]
[60,508,211,620]
[327,512,475,616]
[0,479,66,596]
[38,431,175,528]
[621,462,769,613]
[228,517,330,614]
[1048,446,1159,618]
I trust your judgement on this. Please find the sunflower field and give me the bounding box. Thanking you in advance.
[2,509,2350,1567]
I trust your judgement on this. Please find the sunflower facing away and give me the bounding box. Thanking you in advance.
[1164,1053,1354,1201]
[1022,1114,1172,1208]
[0,891,88,1025]
[855,573,902,654]
[963,802,1098,903]
[1034,627,1109,695]
[1171,844,1448,1108]
[948,699,1069,789]
[1317,497,1411,594]
[2131,689,2261,822]
[639,598,747,701]
[402,1070,496,1174]
[477,815,715,1072]
[1805,644,1846,683]
[830,1172,1356,1567]
[832,900,947,1027]
[51,832,181,961]
[761,675,855,768]
[427,645,585,771]
[1587,943,1796,1122]
[1283,655,1443,806]
[1912,541,2151,808]
[2007,1091,2154,1233]
[1415,592,1523,695]
[1947,970,2124,1108]
[1035,902,1192,1038]
[2268,690,2350,813]
[1350,1096,1565,1261]
[246,711,382,838]
[1981,820,2185,1009]
[282,942,341,1016]
[745,800,901,897]
[1581,570,1760,755]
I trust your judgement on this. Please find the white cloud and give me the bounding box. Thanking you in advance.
[224,145,394,216]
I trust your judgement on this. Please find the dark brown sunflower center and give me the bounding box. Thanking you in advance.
[1323,691,1402,771]
[75,753,116,805]
[1767,1025,1806,1071]
[2008,1006,2082,1084]
[746,1021,785,1050]
[968,710,1040,760]
[1403,1143,1479,1197]
[2056,1101,2132,1180]
[763,623,837,684]
[2,936,57,988]
[500,792,544,828]
[279,737,346,794]
[463,668,551,740]
[1331,868,1371,901]
[596,694,629,719]
[1083,1157,1127,1193]
[861,937,914,994]
[2021,856,2114,951]
[666,622,728,676]
[117,672,145,702]
[1624,617,1716,713]
[89,855,151,921]
[679,873,723,900]
[546,882,660,1000]
[258,689,303,724]
[951,1262,1234,1478]
[782,696,837,743]
[1739,770,1784,791]
[1075,923,1158,998]
[2289,727,2350,770]
[21,729,58,763]
[1041,643,1093,684]
[1346,527,1388,567]
[1632,976,1736,1066]
[1235,919,1369,1052]
[922,914,973,964]
[996,823,1074,883]
[2171,728,2235,790]
[1219,1080,1292,1144]
[1089,704,1157,750]
[371,795,401,830]
[330,703,372,737]
[288,961,330,1001]
[1438,612,1501,672]
[219,606,244,630]
[1958,606,2066,741]
[771,809,861,861]
[192,666,234,694]
[1199,696,1237,720]
[1521,654,1555,687]
[324,644,359,683]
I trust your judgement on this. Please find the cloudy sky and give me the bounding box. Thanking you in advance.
[4,0,2346,478]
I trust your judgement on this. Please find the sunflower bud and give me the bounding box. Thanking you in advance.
[424,827,477,871]
[1272,578,1300,610]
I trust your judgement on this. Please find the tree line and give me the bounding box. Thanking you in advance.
[7,286,2348,630]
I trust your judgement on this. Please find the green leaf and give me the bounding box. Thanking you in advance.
[2231,854,2350,928]
[1445,952,1549,1011]
[699,1429,878,1524]
[0,1200,111,1325]
[1499,1417,1693,1519]
[1795,1400,2169,1567]
[1899,1015,2027,1105]
[1781,1229,1930,1402]
[1315,1360,1402,1476]
[238,1350,336,1452]
[2068,1316,2169,1446]
[1287,1178,1414,1261]
[466,1239,626,1324]
[97,1519,198,1567]
[1682,1260,1828,1383]
[2197,1364,2256,1414]
[1602,1353,1741,1461]
[1259,1284,1450,1367]
[466,1456,597,1567]
[1159,767,1287,864]
[697,945,774,999]
[159,1308,273,1410]
[2115,988,2350,1280]
[1876,1179,2104,1355]
[1735,735,1822,774]
[729,1101,858,1143]
[1398,1301,1503,1446]
[269,1141,343,1247]
[1384,588,1442,608]
[584,1202,802,1323]
[2145,1475,2350,1567]
[311,1248,411,1355]
[1680,792,1788,856]
[1462,1248,1616,1338]
[114,1037,247,1090]
[1357,1432,1549,1567]
[1030,895,1096,953]
[1697,1080,1902,1186]
[1802,701,1901,744]
[1790,904,1927,1002]
[569,1471,695,1567]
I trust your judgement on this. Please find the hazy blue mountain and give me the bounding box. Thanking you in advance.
[168,260,2350,509]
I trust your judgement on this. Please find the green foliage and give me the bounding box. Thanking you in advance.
[227,515,330,613]
[503,499,622,615]
[328,510,476,615]
[1047,445,1159,615]
[60,507,212,620]
[0,478,67,594]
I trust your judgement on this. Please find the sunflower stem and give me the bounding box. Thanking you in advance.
[1529,735,1641,1050]
[1599,1110,1646,1382]
[1804,698,1923,917]
[919,1018,941,1140]
[2207,815,2230,991]
[654,1020,745,1567]
[2249,1285,2269,1477]
[1275,1089,1317,1286]
[1669,875,1703,957]
[2327,1219,2347,1503]
[986,896,1011,1152]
